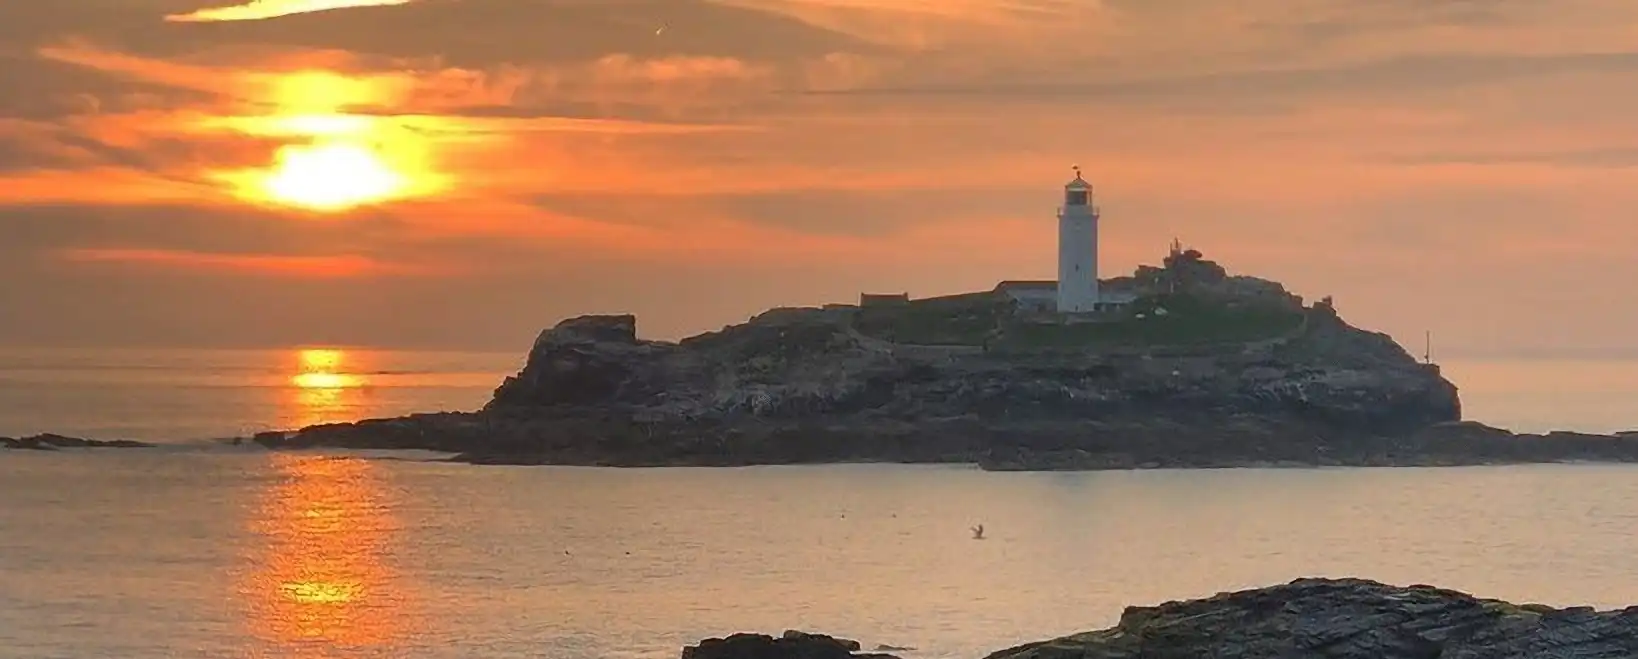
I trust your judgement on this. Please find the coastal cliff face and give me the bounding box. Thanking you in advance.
[272,251,1490,467]
[488,304,1454,434]
[484,251,1458,441]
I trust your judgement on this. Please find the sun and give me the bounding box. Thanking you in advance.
[202,69,449,212]
[261,141,408,212]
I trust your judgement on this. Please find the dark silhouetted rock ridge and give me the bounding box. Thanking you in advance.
[262,250,1638,468]
[2,434,153,450]
[982,577,1638,659]
[682,630,900,659]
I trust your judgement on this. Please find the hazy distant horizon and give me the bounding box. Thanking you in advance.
[4,343,1638,440]
[8,334,1638,362]
[5,1,1638,356]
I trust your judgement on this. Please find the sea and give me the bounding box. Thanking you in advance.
[4,347,1638,659]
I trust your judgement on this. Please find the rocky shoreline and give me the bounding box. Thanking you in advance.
[243,413,1638,470]
[2,434,154,451]
[690,578,1638,659]
[15,420,1638,471]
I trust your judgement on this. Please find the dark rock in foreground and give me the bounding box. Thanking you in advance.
[682,630,900,659]
[983,577,1634,659]
[1,434,154,451]
[690,578,1638,659]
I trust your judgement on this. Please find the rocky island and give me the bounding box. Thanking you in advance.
[684,578,1638,659]
[249,247,1638,468]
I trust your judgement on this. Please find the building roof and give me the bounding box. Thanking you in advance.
[1065,166,1091,190]
[994,280,1056,291]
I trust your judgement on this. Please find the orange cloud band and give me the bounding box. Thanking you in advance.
[58,247,433,278]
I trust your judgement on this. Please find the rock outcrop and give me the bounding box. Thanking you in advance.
[262,251,1638,469]
[270,305,1479,466]
[982,577,1638,659]
[1,434,154,450]
[682,630,900,659]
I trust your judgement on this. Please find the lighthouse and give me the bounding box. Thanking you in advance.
[1056,166,1100,313]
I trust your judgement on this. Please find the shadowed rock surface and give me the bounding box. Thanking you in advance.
[682,630,900,659]
[981,577,1638,659]
[258,251,1637,469]
[1,434,153,450]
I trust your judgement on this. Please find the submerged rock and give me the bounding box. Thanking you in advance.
[983,577,1635,659]
[1,434,153,450]
[682,630,900,659]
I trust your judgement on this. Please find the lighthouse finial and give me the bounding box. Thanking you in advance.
[1072,164,1081,179]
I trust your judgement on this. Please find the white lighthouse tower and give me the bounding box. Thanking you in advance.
[1056,166,1100,313]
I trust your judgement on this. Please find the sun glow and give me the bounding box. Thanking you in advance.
[167,0,412,23]
[210,70,446,212]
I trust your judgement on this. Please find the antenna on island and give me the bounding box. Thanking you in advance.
[1423,330,1433,364]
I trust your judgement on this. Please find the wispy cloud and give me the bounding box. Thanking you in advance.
[58,247,431,277]
[714,0,1106,49]
[165,0,414,23]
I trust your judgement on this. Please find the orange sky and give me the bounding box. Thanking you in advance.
[4,0,1638,354]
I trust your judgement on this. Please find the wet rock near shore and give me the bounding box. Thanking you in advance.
[1,434,154,450]
[681,630,901,659]
[982,577,1638,659]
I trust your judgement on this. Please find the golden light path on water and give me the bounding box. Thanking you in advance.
[238,452,414,655]
[240,347,417,654]
[287,348,367,429]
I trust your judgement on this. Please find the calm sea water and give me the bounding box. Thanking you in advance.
[5,349,1638,659]
[0,347,520,442]
[9,455,1638,659]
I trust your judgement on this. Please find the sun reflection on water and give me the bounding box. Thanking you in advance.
[287,348,368,429]
[239,453,414,654]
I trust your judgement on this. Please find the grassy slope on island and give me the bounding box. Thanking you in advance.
[850,291,1306,350]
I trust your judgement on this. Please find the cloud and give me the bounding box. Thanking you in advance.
[8,0,1638,353]
[5,41,773,213]
[1386,147,1638,169]
[712,0,1108,49]
[17,0,873,69]
[166,0,415,23]
[57,247,429,277]
[787,49,1638,106]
